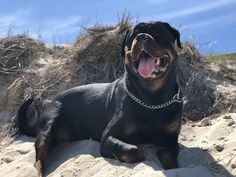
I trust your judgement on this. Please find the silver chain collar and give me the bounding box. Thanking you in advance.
[124,78,182,110]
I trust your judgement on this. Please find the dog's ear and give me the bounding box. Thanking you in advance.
[121,30,130,57]
[162,22,182,48]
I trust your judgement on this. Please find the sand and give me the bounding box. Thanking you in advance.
[0,113,235,177]
[1,30,236,177]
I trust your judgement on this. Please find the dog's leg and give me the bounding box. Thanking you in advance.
[157,146,178,169]
[34,132,54,177]
[156,133,179,169]
[100,136,145,163]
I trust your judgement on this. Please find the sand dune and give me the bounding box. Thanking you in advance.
[0,113,235,177]
[0,27,235,177]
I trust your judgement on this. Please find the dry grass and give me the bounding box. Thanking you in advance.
[0,34,46,70]
[116,11,133,31]
[73,26,127,84]
[177,43,236,119]
[0,22,236,141]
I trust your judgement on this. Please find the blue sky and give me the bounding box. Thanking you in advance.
[0,0,236,54]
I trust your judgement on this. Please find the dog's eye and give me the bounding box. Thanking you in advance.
[160,55,169,60]
[162,54,169,58]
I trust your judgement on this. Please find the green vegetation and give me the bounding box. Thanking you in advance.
[206,53,236,60]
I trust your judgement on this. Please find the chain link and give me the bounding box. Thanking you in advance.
[124,78,182,110]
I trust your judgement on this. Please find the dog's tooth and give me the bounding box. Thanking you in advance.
[150,73,156,78]
[160,67,166,72]
[155,58,160,65]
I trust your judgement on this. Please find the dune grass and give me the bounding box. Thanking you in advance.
[206,53,236,61]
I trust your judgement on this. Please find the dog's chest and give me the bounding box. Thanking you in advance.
[115,111,160,141]
[135,107,179,133]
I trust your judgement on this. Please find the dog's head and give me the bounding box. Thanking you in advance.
[122,21,181,90]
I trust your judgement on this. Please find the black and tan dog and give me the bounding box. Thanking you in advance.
[18,21,183,176]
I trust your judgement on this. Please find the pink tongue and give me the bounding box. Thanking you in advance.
[138,57,155,78]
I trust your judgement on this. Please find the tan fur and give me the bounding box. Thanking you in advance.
[120,155,133,162]
[165,121,179,133]
[124,122,137,137]
[34,160,43,177]
[125,33,176,94]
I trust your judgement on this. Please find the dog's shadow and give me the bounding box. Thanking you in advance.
[42,140,233,177]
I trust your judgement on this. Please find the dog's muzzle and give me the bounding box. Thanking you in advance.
[136,51,169,79]
[131,33,170,79]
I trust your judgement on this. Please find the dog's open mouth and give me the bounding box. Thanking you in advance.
[133,50,170,79]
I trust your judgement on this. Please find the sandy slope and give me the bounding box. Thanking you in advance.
[0,113,235,177]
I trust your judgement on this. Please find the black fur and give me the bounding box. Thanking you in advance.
[18,98,35,136]
[18,21,183,176]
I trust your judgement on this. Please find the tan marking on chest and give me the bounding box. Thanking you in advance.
[124,122,137,137]
[165,121,179,133]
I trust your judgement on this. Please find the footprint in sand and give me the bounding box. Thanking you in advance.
[16,149,30,155]
[1,156,14,163]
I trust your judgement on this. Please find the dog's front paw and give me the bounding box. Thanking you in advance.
[120,145,145,163]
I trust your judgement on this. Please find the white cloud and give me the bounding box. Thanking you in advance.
[143,0,236,20]
[0,8,81,43]
[0,8,32,28]
[146,0,169,5]
[35,16,81,43]
[186,12,236,29]
[44,16,81,30]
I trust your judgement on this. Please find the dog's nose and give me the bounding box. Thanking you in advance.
[136,33,149,42]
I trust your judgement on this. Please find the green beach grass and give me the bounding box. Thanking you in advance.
[206,53,236,61]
